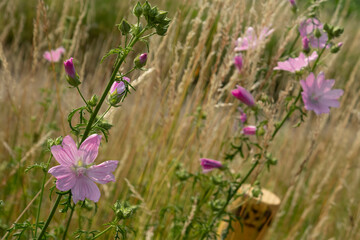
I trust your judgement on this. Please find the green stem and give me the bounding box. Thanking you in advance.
[285,33,300,57]
[34,156,52,238]
[311,44,327,72]
[140,32,156,40]
[204,161,259,238]
[91,226,113,240]
[80,27,148,144]
[271,91,301,140]
[76,86,92,112]
[37,194,62,240]
[92,106,111,128]
[62,204,75,240]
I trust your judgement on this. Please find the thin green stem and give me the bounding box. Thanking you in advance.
[80,27,148,144]
[37,194,62,240]
[92,106,111,128]
[91,225,113,240]
[76,86,91,112]
[204,161,259,238]
[62,204,75,240]
[34,156,52,238]
[286,33,300,57]
[140,32,156,40]
[311,44,327,72]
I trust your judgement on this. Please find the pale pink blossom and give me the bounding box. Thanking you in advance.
[235,27,274,52]
[110,77,131,96]
[231,85,255,107]
[274,51,318,73]
[64,58,77,79]
[300,72,344,115]
[200,158,223,173]
[43,47,66,62]
[48,134,118,203]
[242,126,257,135]
[298,18,328,49]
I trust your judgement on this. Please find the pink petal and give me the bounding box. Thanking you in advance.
[51,145,76,166]
[43,51,52,61]
[56,46,66,55]
[79,134,102,165]
[62,135,79,163]
[71,176,101,203]
[87,160,119,184]
[323,89,344,99]
[48,165,76,191]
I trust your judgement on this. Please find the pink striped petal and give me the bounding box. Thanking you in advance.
[79,134,102,165]
[48,165,76,191]
[87,160,118,184]
[71,176,101,203]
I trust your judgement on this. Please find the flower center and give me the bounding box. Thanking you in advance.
[73,160,88,176]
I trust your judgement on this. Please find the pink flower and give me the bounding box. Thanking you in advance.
[242,126,257,135]
[43,47,66,62]
[235,27,274,52]
[274,51,318,73]
[300,72,344,115]
[231,85,255,107]
[298,18,328,49]
[240,112,247,123]
[302,36,310,52]
[234,55,243,72]
[48,134,118,203]
[200,158,223,173]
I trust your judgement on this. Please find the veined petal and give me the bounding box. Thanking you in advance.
[48,165,76,191]
[62,135,79,163]
[51,145,76,166]
[87,160,119,184]
[79,134,102,165]
[71,176,101,203]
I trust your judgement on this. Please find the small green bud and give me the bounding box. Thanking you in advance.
[323,23,331,33]
[47,138,55,148]
[314,28,322,38]
[155,10,168,23]
[66,75,81,87]
[156,25,168,36]
[55,136,63,145]
[333,27,344,37]
[149,7,159,18]
[89,95,98,107]
[119,19,131,35]
[133,2,143,18]
[158,17,171,27]
[113,201,137,220]
[142,1,151,17]
[131,23,143,35]
[98,121,113,130]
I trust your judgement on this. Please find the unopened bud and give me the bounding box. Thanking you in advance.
[155,10,168,23]
[134,53,148,68]
[333,27,344,37]
[302,36,310,53]
[234,55,243,72]
[314,28,322,38]
[108,77,131,106]
[89,95,98,107]
[64,58,81,87]
[119,19,131,35]
[133,2,143,18]
[288,0,296,7]
[142,1,151,17]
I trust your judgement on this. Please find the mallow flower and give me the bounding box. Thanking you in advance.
[235,27,274,52]
[298,18,328,49]
[274,51,318,73]
[234,55,243,72]
[48,134,118,203]
[43,47,66,62]
[242,126,257,135]
[64,58,81,87]
[200,158,223,173]
[300,72,344,115]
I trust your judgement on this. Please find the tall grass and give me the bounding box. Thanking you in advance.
[1,0,360,239]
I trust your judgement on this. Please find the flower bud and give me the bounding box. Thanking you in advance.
[133,2,143,18]
[240,112,247,123]
[333,27,344,37]
[302,36,310,53]
[89,95,98,107]
[119,19,131,35]
[142,1,151,17]
[155,25,168,36]
[234,55,243,72]
[231,85,255,107]
[155,10,168,23]
[330,42,343,53]
[314,28,322,38]
[64,58,81,87]
[288,0,296,7]
[200,158,223,173]
[134,53,148,68]
[242,126,257,135]
[108,77,131,106]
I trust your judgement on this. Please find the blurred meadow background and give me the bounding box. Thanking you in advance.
[1,0,360,239]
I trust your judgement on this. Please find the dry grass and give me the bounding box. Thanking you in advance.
[0,0,360,239]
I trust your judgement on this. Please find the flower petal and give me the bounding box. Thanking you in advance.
[79,134,102,165]
[71,176,101,203]
[51,145,76,166]
[87,160,119,184]
[62,135,79,163]
[48,165,76,191]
